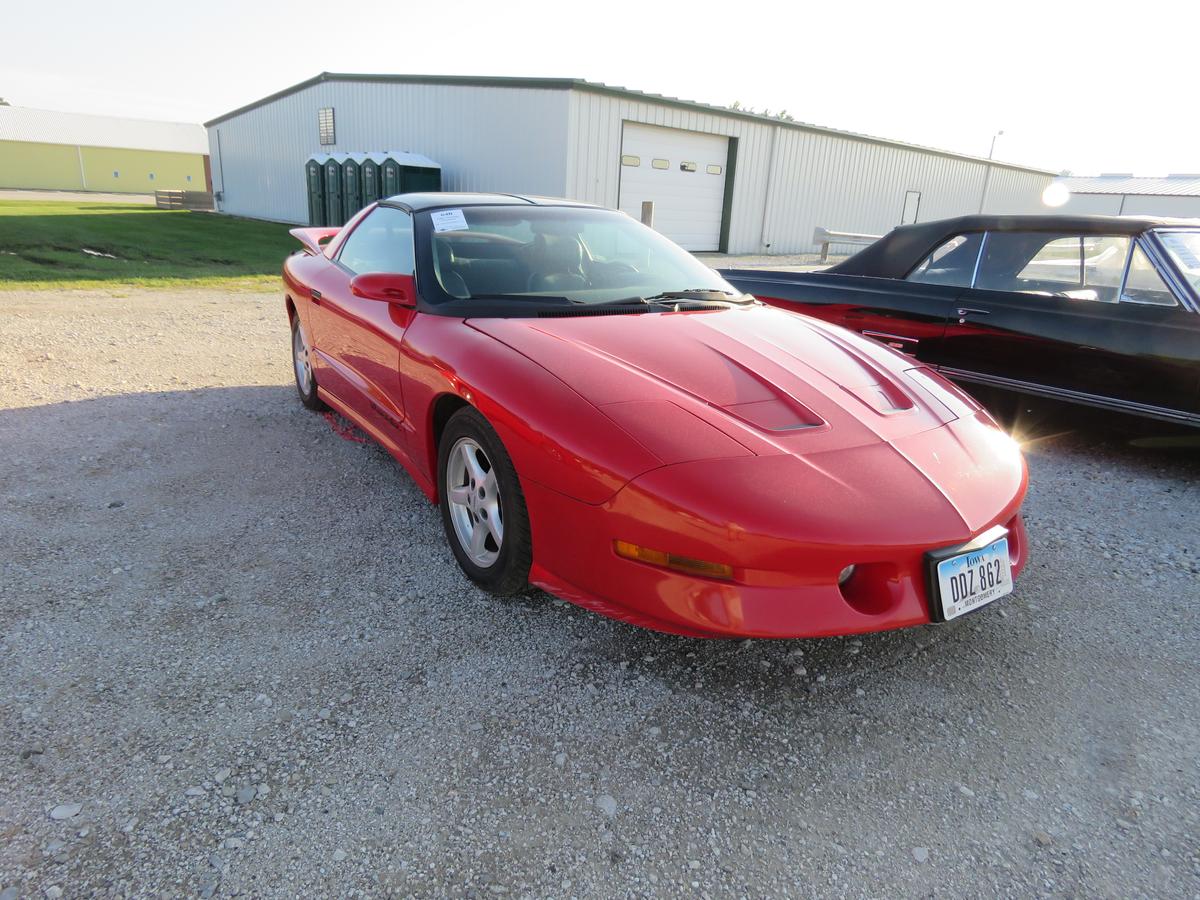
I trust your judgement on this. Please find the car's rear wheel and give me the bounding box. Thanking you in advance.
[291,315,326,411]
[438,407,531,595]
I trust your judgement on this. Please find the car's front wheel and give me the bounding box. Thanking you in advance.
[291,315,327,411]
[438,407,531,595]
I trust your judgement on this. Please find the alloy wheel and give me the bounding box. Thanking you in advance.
[445,437,504,567]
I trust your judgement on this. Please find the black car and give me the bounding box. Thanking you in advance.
[721,215,1200,426]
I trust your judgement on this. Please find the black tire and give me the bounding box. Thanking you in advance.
[291,315,327,411]
[438,407,532,595]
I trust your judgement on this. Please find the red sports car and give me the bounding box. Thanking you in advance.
[283,193,1028,638]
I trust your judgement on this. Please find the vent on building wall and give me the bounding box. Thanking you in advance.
[318,107,336,146]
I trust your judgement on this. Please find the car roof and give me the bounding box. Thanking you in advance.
[380,192,604,213]
[830,214,1200,278]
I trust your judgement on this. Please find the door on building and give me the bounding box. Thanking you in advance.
[901,190,921,224]
[617,123,730,252]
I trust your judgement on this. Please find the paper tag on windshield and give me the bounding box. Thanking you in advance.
[431,209,468,233]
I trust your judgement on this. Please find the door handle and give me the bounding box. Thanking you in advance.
[956,307,990,317]
[311,289,322,305]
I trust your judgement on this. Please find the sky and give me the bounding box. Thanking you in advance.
[3,0,1197,176]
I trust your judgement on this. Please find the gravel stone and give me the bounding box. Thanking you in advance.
[912,847,930,863]
[48,804,81,821]
[1,286,1196,897]
[595,795,618,818]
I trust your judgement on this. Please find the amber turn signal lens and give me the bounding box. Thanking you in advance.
[613,540,734,580]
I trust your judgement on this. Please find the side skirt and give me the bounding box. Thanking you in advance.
[938,367,1200,428]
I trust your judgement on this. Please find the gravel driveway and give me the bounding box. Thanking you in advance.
[1,288,1197,898]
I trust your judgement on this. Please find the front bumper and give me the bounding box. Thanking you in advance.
[523,453,1028,639]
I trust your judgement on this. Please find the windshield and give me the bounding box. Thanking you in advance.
[415,204,739,311]
[1156,231,1200,298]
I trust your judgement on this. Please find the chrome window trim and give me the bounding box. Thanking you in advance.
[937,366,1200,427]
[1119,238,1182,309]
[902,232,985,286]
[1145,230,1200,313]
[1116,237,1136,302]
[969,231,988,288]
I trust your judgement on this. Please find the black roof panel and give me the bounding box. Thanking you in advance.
[830,214,1200,279]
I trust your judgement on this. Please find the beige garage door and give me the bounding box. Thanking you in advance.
[617,123,730,252]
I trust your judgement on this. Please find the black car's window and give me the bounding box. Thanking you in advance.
[906,233,982,287]
[338,206,415,275]
[1156,231,1200,297]
[1122,244,1178,307]
[975,232,1129,302]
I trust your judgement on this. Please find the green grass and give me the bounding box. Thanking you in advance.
[0,200,298,290]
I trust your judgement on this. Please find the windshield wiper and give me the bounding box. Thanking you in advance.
[644,289,750,303]
[579,295,674,310]
[461,293,576,305]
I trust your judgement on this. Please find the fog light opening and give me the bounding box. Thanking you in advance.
[837,561,903,616]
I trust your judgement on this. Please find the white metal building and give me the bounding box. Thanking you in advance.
[1056,175,1200,219]
[205,73,1055,254]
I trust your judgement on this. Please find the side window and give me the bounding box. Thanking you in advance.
[1122,244,1178,307]
[337,207,415,275]
[907,233,983,287]
[977,232,1130,302]
[1016,236,1084,286]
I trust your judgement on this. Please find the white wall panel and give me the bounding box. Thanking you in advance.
[209,82,570,223]
[209,77,1055,248]
[566,90,1053,254]
[1117,194,1200,218]
[1056,193,1124,215]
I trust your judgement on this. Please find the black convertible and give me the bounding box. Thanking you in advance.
[721,215,1200,427]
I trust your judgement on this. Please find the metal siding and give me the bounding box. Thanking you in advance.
[1056,193,1125,215]
[0,106,207,154]
[566,91,1053,254]
[1115,194,1200,218]
[1063,176,1200,197]
[210,82,571,223]
[212,78,1054,241]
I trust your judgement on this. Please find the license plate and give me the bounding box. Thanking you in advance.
[933,535,1012,621]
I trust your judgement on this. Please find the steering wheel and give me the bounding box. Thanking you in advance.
[606,260,640,274]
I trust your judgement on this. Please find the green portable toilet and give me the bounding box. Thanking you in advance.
[380,151,442,198]
[341,155,364,222]
[359,153,384,207]
[305,156,326,226]
[380,155,404,198]
[323,154,346,227]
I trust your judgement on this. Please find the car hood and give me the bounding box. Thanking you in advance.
[469,305,981,456]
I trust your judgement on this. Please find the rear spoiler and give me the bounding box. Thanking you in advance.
[289,226,340,256]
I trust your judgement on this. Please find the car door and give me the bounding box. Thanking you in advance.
[935,230,1200,419]
[309,205,418,449]
[836,231,985,363]
[1094,239,1200,416]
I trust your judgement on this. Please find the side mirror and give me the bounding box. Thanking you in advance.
[349,272,416,306]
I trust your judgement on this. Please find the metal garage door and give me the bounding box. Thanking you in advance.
[618,123,730,251]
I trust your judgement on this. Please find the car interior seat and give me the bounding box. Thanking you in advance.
[433,239,470,298]
[527,234,588,292]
